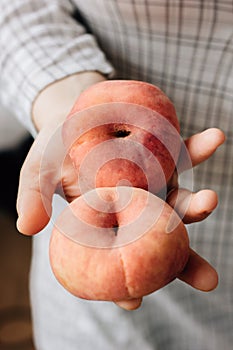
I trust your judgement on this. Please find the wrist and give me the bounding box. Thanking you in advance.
[32,71,106,131]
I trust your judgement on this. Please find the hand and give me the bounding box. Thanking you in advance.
[16,77,225,310]
[116,128,225,310]
[169,129,225,291]
[17,71,106,234]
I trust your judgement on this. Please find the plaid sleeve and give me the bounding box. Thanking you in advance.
[0,0,114,135]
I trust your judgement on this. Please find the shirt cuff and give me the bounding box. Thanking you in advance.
[1,36,114,136]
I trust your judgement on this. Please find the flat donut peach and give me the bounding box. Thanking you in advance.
[50,187,189,302]
[63,80,181,195]
[69,80,179,132]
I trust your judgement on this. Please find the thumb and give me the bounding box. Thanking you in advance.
[16,130,59,235]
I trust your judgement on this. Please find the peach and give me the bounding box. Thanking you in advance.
[50,187,189,302]
[49,80,189,306]
[63,80,181,195]
[69,80,179,131]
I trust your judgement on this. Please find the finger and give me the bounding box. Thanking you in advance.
[114,298,142,311]
[17,131,59,235]
[166,169,178,194]
[57,153,80,203]
[178,248,218,291]
[178,128,225,172]
[167,188,218,224]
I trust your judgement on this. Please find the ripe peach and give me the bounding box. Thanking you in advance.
[50,187,189,302]
[63,80,181,195]
[49,80,190,306]
[69,80,179,131]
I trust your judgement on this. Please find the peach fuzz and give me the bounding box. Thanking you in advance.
[63,80,181,195]
[49,80,190,307]
[50,187,189,302]
[68,80,179,132]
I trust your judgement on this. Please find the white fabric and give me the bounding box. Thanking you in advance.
[0,1,232,349]
[0,0,114,136]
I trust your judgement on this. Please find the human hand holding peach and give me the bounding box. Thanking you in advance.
[16,78,225,311]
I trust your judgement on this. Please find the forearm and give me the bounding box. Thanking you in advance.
[32,71,106,131]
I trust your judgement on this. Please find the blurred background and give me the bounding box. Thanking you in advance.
[0,103,35,349]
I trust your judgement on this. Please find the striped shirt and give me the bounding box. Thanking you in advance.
[0,1,232,349]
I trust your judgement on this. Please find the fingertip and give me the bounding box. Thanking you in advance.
[195,189,218,215]
[200,266,219,292]
[16,191,52,235]
[16,216,29,235]
[182,189,218,224]
[16,212,50,235]
[202,128,226,149]
[189,263,219,292]
[208,127,226,144]
[182,128,226,170]
[178,249,219,292]
[115,298,142,311]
